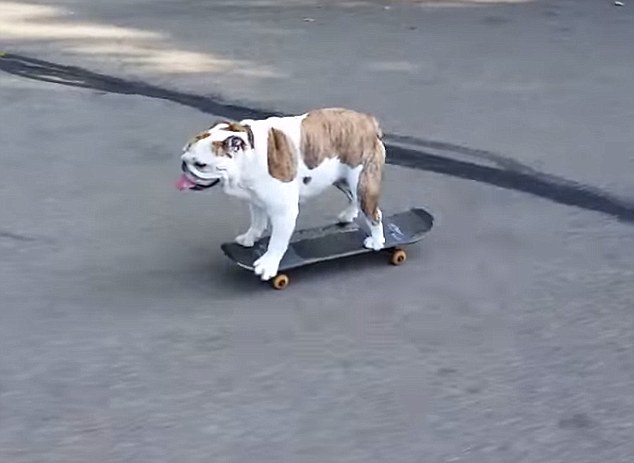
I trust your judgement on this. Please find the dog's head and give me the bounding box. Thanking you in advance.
[176,120,254,191]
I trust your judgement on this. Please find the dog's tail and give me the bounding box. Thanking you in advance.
[371,115,383,140]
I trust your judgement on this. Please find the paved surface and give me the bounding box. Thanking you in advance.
[1,1,634,462]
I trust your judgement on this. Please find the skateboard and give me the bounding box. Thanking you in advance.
[220,207,434,289]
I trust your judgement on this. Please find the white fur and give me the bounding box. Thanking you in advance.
[180,114,385,281]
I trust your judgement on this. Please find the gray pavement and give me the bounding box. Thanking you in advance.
[2,1,634,462]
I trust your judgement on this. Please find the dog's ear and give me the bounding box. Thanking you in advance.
[225,135,246,153]
[266,128,296,182]
[208,119,230,130]
[244,124,255,148]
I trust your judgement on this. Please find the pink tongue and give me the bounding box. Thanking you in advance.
[175,174,197,190]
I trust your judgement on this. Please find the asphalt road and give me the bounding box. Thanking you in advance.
[1,1,634,462]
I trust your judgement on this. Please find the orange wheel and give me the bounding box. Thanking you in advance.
[272,273,290,290]
[390,248,407,266]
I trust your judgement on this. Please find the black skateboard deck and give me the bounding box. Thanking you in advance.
[220,207,434,289]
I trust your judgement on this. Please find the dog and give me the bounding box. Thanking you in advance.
[176,107,386,281]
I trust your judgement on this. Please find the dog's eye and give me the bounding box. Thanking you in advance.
[226,136,244,151]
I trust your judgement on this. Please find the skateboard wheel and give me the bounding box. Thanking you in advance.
[272,273,290,290]
[390,248,407,266]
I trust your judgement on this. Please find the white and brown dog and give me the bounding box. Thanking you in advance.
[176,107,386,281]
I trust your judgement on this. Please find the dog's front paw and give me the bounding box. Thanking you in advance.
[235,231,256,247]
[364,235,385,251]
[253,252,282,281]
[337,205,358,224]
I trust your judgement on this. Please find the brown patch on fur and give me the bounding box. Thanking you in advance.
[194,132,211,141]
[357,148,384,225]
[267,127,297,182]
[224,122,255,148]
[210,119,255,148]
[211,140,230,157]
[223,121,248,133]
[208,119,226,130]
[300,107,383,169]
[185,130,211,150]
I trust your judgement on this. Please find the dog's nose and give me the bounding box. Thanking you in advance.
[193,161,207,169]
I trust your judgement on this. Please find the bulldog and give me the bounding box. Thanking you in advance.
[176,107,386,281]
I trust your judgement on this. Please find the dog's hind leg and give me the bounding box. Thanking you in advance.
[357,149,385,251]
[334,176,359,224]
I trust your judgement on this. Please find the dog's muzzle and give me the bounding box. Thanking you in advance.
[176,161,220,191]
